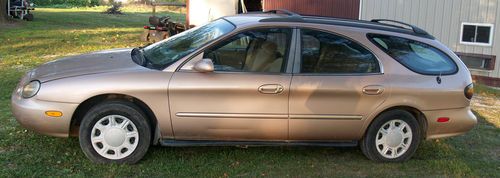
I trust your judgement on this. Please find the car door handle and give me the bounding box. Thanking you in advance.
[258,84,284,94]
[362,85,384,95]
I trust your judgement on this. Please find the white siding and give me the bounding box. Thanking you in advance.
[493,0,500,78]
[361,0,500,78]
[188,0,238,27]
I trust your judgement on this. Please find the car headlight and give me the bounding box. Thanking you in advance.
[22,80,41,98]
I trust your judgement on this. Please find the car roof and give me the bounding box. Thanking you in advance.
[223,11,434,39]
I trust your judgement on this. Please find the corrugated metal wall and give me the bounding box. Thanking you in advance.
[360,0,500,79]
[263,0,360,19]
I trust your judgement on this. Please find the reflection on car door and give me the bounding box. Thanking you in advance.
[289,28,389,141]
[169,28,294,141]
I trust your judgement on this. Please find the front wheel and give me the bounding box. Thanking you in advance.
[360,109,421,162]
[79,100,151,164]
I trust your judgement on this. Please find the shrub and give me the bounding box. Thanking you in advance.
[103,1,123,14]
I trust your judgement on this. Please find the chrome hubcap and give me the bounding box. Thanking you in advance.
[91,115,139,160]
[376,119,412,159]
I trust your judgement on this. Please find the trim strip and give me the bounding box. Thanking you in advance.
[290,114,363,120]
[176,113,363,120]
[176,112,288,119]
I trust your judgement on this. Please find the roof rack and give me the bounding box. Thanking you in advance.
[370,19,430,36]
[263,9,301,17]
[260,9,304,22]
[256,9,434,39]
[259,9,304,22]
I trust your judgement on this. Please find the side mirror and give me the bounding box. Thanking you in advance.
[193,58,214,73]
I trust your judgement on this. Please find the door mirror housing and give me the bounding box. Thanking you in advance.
[193,58,214,73]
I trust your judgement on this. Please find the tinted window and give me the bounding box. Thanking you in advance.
[300,29,380,74]
[461,24,492,44]
[476,26,491,43]
[369,34,458,75]
[462,25,476,43]
[204,28,292,73]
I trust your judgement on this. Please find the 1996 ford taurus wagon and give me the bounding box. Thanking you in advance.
[12,10,477,164]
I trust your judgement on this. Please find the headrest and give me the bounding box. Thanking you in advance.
[260,41,278,53]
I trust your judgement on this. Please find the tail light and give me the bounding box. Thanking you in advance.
[464,83,474,100]
[143,26,150,29]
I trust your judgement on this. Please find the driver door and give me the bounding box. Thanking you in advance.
[168,28,295,141]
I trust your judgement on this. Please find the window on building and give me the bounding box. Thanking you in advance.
[460,23,494,46]
[457,53,496,70]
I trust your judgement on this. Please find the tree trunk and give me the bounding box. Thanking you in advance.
[0,0,8,23]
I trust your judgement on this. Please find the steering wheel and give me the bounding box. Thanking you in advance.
[205,50,221,65]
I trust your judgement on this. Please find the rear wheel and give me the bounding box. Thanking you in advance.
[360,109,421,162]
[79,100,151,164]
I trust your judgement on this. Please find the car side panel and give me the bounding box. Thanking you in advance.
[349,29,474,139]
[289,23,474,140]
[289,74,389,140]
[35,70,175,138]
[168,72,291,141]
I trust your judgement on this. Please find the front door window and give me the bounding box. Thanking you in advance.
[203,28,292,73]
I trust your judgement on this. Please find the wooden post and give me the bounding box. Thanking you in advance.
[152,4,156,16]
[185,0,190,29]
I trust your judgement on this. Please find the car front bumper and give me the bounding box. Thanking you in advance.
[11,92,78,137]
[424,106,477,139]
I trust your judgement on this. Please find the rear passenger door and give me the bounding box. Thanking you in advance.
[289,28,389,141]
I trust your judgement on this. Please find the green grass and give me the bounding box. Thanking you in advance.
[475,83,500,97]
[1,7,499,177]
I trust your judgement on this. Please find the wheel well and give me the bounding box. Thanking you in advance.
[370,106,428,139]
[69,94,159,140]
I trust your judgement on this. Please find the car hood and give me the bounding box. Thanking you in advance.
[32,48,145,82]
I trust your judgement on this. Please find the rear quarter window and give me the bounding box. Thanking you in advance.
[368,34,458,75]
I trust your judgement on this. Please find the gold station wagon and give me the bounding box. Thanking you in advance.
[11,10,477,164]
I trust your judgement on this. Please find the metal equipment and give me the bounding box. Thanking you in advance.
[8,0,35,21]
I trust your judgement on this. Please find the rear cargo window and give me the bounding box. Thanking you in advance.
[368,34,458,75]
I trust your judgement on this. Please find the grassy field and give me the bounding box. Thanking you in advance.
[1,7,499,177]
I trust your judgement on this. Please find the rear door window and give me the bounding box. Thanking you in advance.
[368,34,458,75]
[300,29,380,74]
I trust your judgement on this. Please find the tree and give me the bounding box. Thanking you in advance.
[0,0,8,23]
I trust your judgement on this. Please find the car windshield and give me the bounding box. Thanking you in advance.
[141,19,235,70]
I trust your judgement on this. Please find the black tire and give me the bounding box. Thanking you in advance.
[79,100,151,164]
[24,13,34,21]
[360,109,421,162]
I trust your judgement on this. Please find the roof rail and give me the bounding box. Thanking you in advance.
[263,9,301,17]
[255,10,434,39]
[370,19,430,36]
[259,9,304,23]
